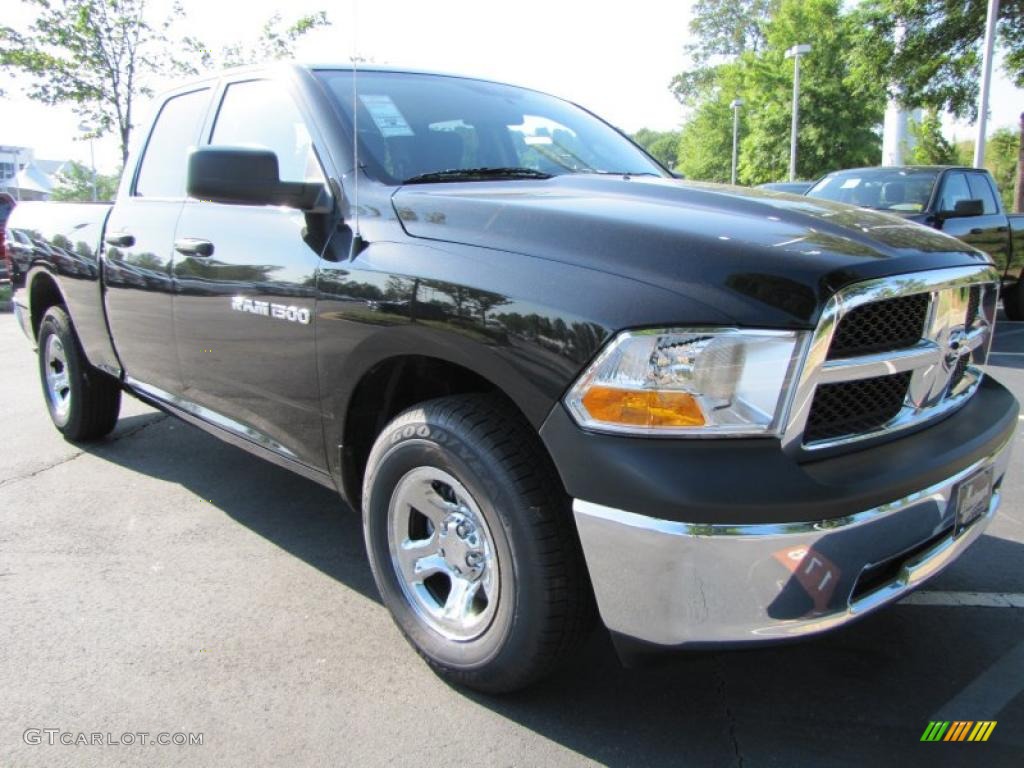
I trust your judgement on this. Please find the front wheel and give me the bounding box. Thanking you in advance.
[37,306,121,441]
[362,394,594,693]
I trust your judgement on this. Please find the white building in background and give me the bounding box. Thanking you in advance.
[881,102,923,166]
[0,144,71,201]
[880,22,924,167]
[0,145,32,189]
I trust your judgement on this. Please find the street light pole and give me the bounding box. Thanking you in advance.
[730,99,743,185]
[786,44,811,182]
[974,0,1000,168]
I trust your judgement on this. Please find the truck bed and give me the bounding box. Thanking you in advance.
[7,201,116,373]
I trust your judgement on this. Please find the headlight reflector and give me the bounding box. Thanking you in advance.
[566,328,805,436]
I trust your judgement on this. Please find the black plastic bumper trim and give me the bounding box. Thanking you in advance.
[539,375,1018,526]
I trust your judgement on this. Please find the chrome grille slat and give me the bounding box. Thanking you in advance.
[783,265,999,454]
[816,341,941,383]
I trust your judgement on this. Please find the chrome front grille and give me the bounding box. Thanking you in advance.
[784,265,999,453]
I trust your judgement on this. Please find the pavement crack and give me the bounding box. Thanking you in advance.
[0,450,85,488]
[714,654,744,768]
[0,414,168,489]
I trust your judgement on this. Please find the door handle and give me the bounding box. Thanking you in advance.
[996,226,1009,232]
[970,228,984,235]
[174,238,215,258]
[104,232,135,247]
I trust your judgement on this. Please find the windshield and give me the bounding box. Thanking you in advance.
[807,169,939,212]
[315,70,665,184]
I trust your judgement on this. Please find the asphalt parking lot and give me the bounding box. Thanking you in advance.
[1,311,1023,768]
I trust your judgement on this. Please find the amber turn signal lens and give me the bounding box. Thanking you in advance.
[581,386,706,428]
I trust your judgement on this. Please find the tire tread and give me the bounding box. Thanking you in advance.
[364,393,595,692]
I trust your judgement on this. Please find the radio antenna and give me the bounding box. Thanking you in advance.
[350,0,364,253]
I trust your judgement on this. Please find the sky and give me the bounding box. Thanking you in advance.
[2,0,1023,174]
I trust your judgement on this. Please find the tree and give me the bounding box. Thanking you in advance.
[687,0,777,61]
[743,0,883,183]
[0,1,330,166]
[631,128,682,170]
[675,89,739,182]
[672,0,883,184]
[908,111,957,165]
[671,0,778,104]
[986,127,1020,211]
[953,129,1020,211]
[179,12,330,71]
[51,161,121,201]
[852,0,1024,120]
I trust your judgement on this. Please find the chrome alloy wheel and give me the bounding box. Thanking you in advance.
[387,466,501,641]
[44,334,72,424]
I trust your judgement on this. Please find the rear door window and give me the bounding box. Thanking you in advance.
[966,173,999,214]
[938,172,971,212]
[134,89,210,198]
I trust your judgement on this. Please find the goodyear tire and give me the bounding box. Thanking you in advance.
[37,306,121,441]
[362,393,594,693]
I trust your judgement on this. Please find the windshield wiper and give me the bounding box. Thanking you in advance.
[589,170,662,177]
[401,167,553,184]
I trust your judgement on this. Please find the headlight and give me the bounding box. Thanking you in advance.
[565,328,806,436]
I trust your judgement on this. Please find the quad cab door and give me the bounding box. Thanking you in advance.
[171,78,331,470]
[103,86,212,395]
[936,170,1010,270]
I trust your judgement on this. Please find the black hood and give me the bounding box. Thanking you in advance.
[392,175,990,326]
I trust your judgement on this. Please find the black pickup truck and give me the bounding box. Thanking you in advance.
[9,65,1018,692]
[807,166,1024,318]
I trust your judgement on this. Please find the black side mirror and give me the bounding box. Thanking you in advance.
[187,146,330,212]
[938,198,984,220]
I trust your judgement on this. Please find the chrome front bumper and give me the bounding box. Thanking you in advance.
[573,436,1012,647]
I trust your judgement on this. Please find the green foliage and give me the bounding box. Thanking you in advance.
[986,128,1020,211]
[0,0,178,165]
[851,0,1024,120]
[51,161,121,202]
[952,129,1021,211]
[688,0,777,61]
[631,128,683,170]
[673,0,883,185]
[675,68,744,183]
[180,12,330,71]
[954,139,974,167]
[672,0,777,104]
[909,112,957,165]
[0,1,330,165]
[744,0,884,183]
